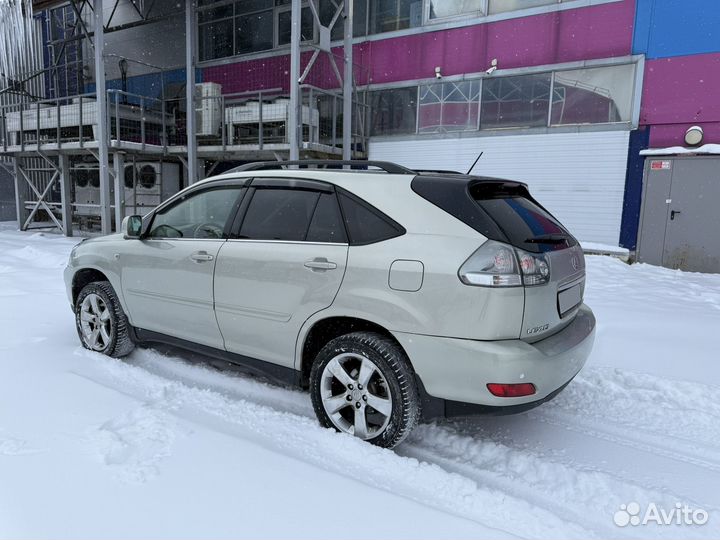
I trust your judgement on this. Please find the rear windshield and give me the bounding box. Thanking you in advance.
[410,174,576,253]
[471,183,576,252]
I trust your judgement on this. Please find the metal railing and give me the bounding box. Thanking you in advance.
[0,86,369,156]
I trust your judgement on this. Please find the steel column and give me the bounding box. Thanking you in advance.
[185,0,198,183]
[288,0,301,161]
[59,154,73,237]
[13,158,26,229]
[94,0,112,234]
[342,0,354,160]
[113,152,125,225]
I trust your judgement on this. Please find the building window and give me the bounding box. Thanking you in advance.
[370,87,418,135]
[199,0,274,60]
[480,73,551,130]
[487,0,558,15]
[418,80,480,132]
[235,11,274,54]
[550,64,635,125]
[427,0,485,21]
[369,62,637,136]
[46,5,85,98]
[369,0,423,34]
[321,0,368,40]
[199,0,318,61]
[276,5,315,46]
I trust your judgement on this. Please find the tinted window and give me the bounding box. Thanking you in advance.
[239,188,319,241]
[307,193,347,243]
[471,183,576,252]
[149,187,244,239]
[338,191,404,245]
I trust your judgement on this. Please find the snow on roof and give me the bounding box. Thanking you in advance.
[640,144,720,156]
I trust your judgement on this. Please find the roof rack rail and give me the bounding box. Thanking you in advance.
[413,169,464,175]
[228,160,414,175]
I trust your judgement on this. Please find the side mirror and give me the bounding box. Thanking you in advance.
[122,215,142,239]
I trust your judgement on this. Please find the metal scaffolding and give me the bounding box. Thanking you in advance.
[0,0,365,236]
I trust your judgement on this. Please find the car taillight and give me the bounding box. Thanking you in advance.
[458,240,550,287]
[516,249,550,286]
[487,383,536,397]
[458,240,521,287]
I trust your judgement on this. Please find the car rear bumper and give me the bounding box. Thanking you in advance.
[392,304,595,417]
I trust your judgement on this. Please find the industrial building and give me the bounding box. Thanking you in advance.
[0,0,718,262]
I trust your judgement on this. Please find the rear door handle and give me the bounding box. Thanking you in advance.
[304,257,337,271]
[191,251,214,262]
[670,209,681,221]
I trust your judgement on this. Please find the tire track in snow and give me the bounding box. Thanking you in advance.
[530,411,720,473]
[533,366,720,473]
[70,351,591,540]
[76,348,718,538]
[399,422,717,539]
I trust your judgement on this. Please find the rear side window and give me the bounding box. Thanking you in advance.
[337,191,405,245]
[239,188,319,241]
[307,193,347,243]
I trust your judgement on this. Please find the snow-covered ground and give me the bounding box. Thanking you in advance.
[0,223,718,539]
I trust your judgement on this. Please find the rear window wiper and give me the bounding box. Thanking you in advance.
[524,233,571,244]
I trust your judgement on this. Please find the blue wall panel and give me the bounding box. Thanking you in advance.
[619,126,650,250]
[86,68,201,99]
[633,0,720,59]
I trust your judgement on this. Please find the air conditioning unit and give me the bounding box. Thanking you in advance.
[73,163,114,217]
[195,82,222,137]
[123,161,180,217]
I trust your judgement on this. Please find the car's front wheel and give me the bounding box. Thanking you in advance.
[75,281,135,358]
[310,331,420,449]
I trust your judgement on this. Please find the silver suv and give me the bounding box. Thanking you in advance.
[64,160,595,448]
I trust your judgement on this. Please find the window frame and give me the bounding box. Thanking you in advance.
[423,0,487,25]
[274,3,317,49]
[143,180,249,241]
[367,56,643,137]
[228,177,350,244]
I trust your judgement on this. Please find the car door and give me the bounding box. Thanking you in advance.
[121,183,246,349]
[214,178,349,367]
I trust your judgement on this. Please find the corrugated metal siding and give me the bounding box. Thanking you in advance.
[368,130,630,245]
[0,16,46,223]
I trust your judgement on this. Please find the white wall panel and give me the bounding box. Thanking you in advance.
[369,130,630,245]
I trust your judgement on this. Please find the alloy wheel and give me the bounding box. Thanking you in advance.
[320,352,393,440]
[79,293,112,351]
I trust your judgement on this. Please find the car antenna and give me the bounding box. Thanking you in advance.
[465,151,483,175]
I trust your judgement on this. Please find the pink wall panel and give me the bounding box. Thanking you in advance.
[203,0,635,91]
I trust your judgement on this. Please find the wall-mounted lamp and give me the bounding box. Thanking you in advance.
[434,66,442,79]
[485,58,498,75]
[685,125,704,146]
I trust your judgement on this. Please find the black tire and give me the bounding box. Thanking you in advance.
[74,281,135,358]
[310,331,421,449]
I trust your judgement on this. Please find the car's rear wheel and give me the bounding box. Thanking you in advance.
[75,281,135,358]
[310,331,420,449]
